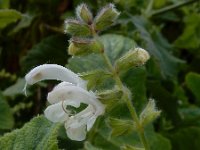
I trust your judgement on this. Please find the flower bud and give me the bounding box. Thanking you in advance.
[139,99,161,127]
[68,38,103,56]
[64,19,92,36]
[94,3,120,31]
[98,88,123,102]
[76,3,93,24]
[115,48,150,72]
[107,118,136,137]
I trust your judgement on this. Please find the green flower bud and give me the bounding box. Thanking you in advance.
[98,88,123,101]
[107,118,136,137]
[115,48,150,72]
[64,19,92,36]
[139,99,161,127]
[94,3,120,31]
[76,3,93,24]
[68,38,103,56]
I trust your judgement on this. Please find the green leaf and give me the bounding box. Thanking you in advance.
[80,69,112,90]
[153,0,167,8]
[179,107,200,126]
[68,34,171,149]
[3,78,25,97]
[68,34,135,73]
[21,35,68,72]
[0,9,22,29]
[121,145,144,150]
[84,141,102,150]
[175,13,200,50]
[149,132,171,150]
[92,121,171,150]
[9,13,35,34]
[123,67,147,110]
[128,15,183,77]
[167,127,200,150]
[185,72,200,103]
[68,34,136,91]
[0,92,14,129]
[0,0,10,9]
[147,80,181,126]
[0,116,60,150]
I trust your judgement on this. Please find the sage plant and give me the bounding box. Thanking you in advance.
[25,3,160,150]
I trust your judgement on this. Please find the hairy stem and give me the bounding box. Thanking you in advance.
[91,25,150,149]
[101,53,150,150]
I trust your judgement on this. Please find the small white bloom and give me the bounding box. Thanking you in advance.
[25,64,86,88]
[25,64,105,141]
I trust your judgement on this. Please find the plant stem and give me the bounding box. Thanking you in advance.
[150,0,198,17]
[101,52,150,150]
[145,0,154,16]
[91,25,150,149]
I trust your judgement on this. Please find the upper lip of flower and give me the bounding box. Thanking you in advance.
[25,64,87,88]
[25,64,105,141]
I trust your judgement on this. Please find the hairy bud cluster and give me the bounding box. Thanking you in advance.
[64,3,120,56]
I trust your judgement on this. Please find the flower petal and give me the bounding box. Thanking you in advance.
[25,64,86,88]
[86,115,97,131]
[66,123,87,141]
[44,101,69,123]
[47,84,104,114]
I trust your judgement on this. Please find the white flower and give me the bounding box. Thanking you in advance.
[25,64,105,141]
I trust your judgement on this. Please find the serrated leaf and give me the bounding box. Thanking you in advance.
[185,72,200,103]
[21,35,68,72]
[0,9,22,29]
[0,92,14,129]
[107,118,135,137]
[0,116,60,150]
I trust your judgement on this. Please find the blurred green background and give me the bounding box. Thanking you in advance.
[0,0,200,149]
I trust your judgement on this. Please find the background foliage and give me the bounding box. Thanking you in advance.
[0,0,200,149]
